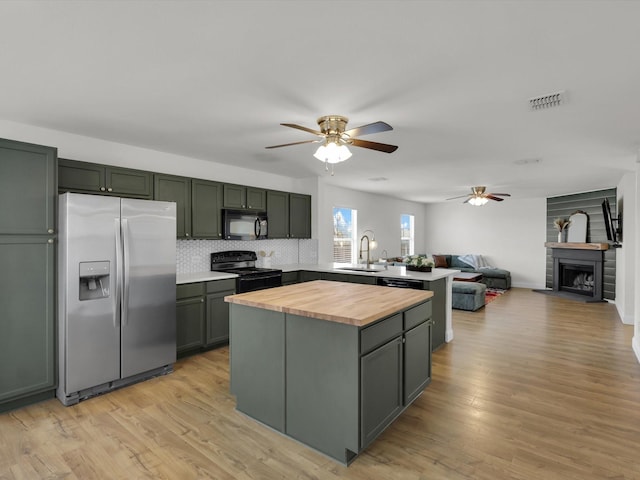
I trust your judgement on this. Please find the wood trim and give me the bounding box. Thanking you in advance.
[544,242,609,250]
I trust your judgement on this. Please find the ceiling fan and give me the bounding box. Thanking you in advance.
[265,115,398,174]
[447,186,511,206]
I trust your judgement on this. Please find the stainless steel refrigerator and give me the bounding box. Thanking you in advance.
[57,193,177,406]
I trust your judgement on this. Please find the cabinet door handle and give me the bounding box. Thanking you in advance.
[185,233,190,237]
[107,187,113,192]
[47,228,54,234]
[201,298,204,303]
[47,238,54,244]
[100,187,106,192]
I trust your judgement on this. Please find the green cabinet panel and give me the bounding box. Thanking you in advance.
[58,159,103,193]
[106,166,152,198]
[266,190,311,239]
[246,187,266,210]
[289,193,311,239]
[154,174,192,238]
[423,278,446,351]
[403,321,432,404]
[223,184,246,209]
[299,270,322,282]
[360,336,403,449]
[176,296,205,354]
[281,271,299,285]
[0,139,56,235]
[0,237,55,405]
[0,138,56,412]
[59,159,152,198]
[266,190,289,238]
[224,184,266,210]
[206,291,232,346]
[191,179,223,239]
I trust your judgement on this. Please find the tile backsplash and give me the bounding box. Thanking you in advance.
[176,238,318,274]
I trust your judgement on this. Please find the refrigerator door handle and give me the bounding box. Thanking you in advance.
[114,218,122,328]
[122,218,131,326]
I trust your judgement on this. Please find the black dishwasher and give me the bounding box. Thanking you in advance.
[376,277,424,289]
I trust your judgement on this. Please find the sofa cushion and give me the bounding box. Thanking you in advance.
[433,254,450,268]
[450,255,471,268]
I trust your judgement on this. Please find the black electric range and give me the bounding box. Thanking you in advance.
[210,250,282,293]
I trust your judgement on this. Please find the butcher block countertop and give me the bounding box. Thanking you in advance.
[225,280,433,327]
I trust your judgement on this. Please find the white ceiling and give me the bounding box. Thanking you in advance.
[1,1,639,203]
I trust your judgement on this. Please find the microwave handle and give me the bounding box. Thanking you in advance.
[255,217,261,238]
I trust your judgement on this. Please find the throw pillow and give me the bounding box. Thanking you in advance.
[433,254,450,268]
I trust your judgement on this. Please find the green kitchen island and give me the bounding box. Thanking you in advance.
[225,280,434,464]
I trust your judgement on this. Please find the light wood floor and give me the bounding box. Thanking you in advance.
[2,288,639,479]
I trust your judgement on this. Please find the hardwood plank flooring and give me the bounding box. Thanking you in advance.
[1,288,639,479]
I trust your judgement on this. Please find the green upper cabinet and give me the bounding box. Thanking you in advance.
[191,179,223,239]
[59,158,153,199]
[289,193,311,239]
[0,139,56,235]
[224,184,266,210]
[266,190,290,238]
[154,174,192,238]
[267,190,311,239]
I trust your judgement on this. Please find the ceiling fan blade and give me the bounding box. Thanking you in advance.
[280,123,324,136]
[446,194,472,201]
[462,197,471,204]
[343,121,393,138]
[486,195,505,201]
[350,138,398,153]
[265,139,318,149]
[487,193,511,197]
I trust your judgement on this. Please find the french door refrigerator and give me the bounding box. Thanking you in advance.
[57,193,177,406]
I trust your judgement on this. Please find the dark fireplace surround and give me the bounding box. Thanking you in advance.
[552,248,604,302]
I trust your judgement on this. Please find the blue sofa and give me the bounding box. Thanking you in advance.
[435,254,511,290]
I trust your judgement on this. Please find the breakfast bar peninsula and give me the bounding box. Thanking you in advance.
[225,280,434,464]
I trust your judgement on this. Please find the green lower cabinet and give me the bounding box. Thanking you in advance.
[281,271,299,285]
[360,336,403,449]
[422,278,446,351]
[229,299,432,464]
[0,236,56,412]
[299,270,322,282]
[206,292,230,345]
[176,282,205,355]
[177,280,235,356]
[176,295,205,355]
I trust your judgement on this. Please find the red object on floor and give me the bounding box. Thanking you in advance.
[485,288,506,304]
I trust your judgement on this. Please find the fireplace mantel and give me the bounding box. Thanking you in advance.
[544,242,609,251]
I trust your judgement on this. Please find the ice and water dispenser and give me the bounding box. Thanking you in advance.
[79,261,110,300]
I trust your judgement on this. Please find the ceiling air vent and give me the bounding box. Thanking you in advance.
[529,91,565,110]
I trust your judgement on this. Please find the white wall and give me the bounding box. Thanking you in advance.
[424,198,547,289]
[0,119,299,193]
[634,162,640,363]
[616,172,636,325]
[315,178,427,264]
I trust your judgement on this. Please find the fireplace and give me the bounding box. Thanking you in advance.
[551,247,604,302]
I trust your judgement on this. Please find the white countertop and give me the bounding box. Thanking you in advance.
[279,263,460,282]
[177,263,459,285]
[176,271,238,284]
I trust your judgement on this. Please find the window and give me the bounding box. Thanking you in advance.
[333,207,357,263]
[401,214,414,256]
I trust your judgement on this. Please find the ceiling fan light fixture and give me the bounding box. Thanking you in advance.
[468,196,489,206]
[313,141,352,164]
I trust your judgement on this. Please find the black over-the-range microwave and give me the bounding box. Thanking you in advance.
[222,209,268,240]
